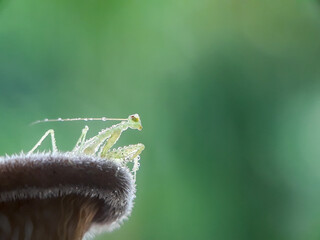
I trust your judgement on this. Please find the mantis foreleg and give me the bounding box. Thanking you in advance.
[82,121,128,155]
[100,129,121,158]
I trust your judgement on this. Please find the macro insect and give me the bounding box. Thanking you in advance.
[28,113,145,180]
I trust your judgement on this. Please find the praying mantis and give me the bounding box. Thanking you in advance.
[28,114,145,180]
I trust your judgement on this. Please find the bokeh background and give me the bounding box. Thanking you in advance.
[1,0,320,239]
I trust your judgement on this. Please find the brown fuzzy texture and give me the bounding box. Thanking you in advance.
[0,152,136,239]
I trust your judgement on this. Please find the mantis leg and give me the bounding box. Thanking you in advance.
[81,121,129,155]
[28,129,57,154]
[132,157,140,181]
[104,143,145,181]
[73,126,89,152]
[82,129,117,155]
[104,143,145,164]
[99,129,122,158]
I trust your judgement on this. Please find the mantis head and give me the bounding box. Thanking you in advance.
[127,114,143,131]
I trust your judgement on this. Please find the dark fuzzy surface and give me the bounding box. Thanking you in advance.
[0,152,136,232]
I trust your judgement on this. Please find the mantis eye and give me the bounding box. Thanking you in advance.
[131,115,139,122]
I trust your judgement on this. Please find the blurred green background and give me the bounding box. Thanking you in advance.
[1,0,320,239]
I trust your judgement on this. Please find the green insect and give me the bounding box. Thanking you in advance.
[28,114,145,180]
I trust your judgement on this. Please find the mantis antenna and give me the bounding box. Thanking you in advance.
[32,117,128,125]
